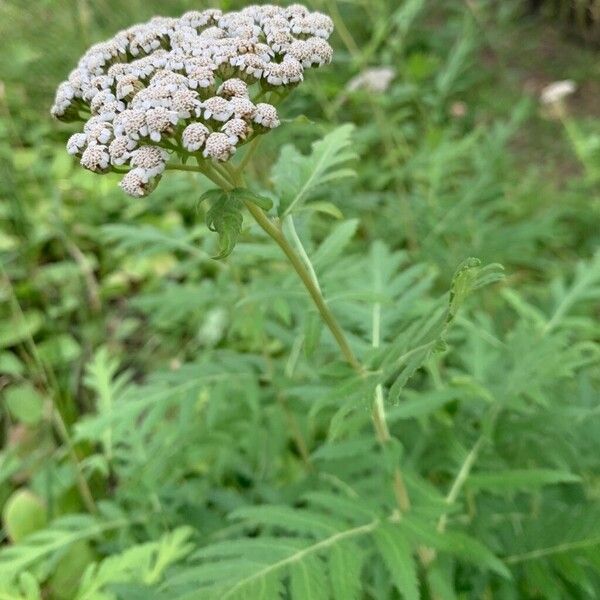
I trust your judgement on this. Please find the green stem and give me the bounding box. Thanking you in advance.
[372,298,411,513]
[282,214,321,293]
[165,163,202,172]
[167,162,233,190]
[243,201,362,372]
[207,166,410,516]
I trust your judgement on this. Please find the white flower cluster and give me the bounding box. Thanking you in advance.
[51,4,334,198]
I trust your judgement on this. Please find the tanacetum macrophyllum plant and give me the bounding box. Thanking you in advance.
[47,4,510,598]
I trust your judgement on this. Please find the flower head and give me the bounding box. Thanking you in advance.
[52,5,334,197]
[540,80,576,106]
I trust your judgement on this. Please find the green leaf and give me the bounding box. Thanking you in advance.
[198,188,225,205]
[296,201,344,219]
[401,516,511,579]
[0,311,43,349]
[329,541,364,600]
[393,0,426,36]
[304,312,322,359]
[81,347,131,457]
[231,187,273,211]
[387,389,461,421]
[312,219,359,268]
[36,334,81,367]
[3,383,44,425]
[0,351,24,376]
[0,515,121,577]
[272,124,356,216]
[2,489,47,543]
[466,469,581,493]
[447,258,504,324]
[289,555,328,600]
[48,541,96,600]
[18,571,42,600]
[204,191,244,259]
[231,505,341,537]
[374,524,420,600]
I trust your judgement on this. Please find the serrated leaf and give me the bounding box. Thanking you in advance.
[272,124,356,216]
[289,555,328,600]
[448,258,504,324]
[329,541,364,600]
[205,191,244,259]
[401,516,510,578]
[199,188,225,204]
[374,524,420,600]
[312,219,359,267]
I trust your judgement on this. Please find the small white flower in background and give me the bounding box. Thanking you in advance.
[346,67,396,93]
[51,5,334,197]
[540,80,576,105]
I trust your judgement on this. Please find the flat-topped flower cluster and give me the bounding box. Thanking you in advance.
[51,4,333,197]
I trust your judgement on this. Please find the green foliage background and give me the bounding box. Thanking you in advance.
[0,0,599,598]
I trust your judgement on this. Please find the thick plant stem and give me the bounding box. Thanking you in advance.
[243,201,362,372]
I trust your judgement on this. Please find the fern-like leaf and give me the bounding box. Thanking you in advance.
[374,523,420,600]
[272,124,356,217]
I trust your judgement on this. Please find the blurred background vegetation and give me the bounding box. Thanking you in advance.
[0,0,599,598]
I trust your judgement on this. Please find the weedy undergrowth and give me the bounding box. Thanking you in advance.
[0,1,599,599]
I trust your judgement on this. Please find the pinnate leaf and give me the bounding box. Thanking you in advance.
[272,124,356,216]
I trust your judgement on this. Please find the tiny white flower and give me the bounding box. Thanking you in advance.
[182,122,210,152]
[217,78,249,99]
[346,67,395,93]
[203,132,236,161]
[202,96,234,122]
[221,118,252,144]
[229,96,256,119]
[119,168,148,197]
[86,121,114,145]
[253,103,280,129]
[108,136,137,165]
[145,106,179,141]
[80,144,110,172]
[66,133,88,156]
[130,146,169,180]
[113,109,148,139]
